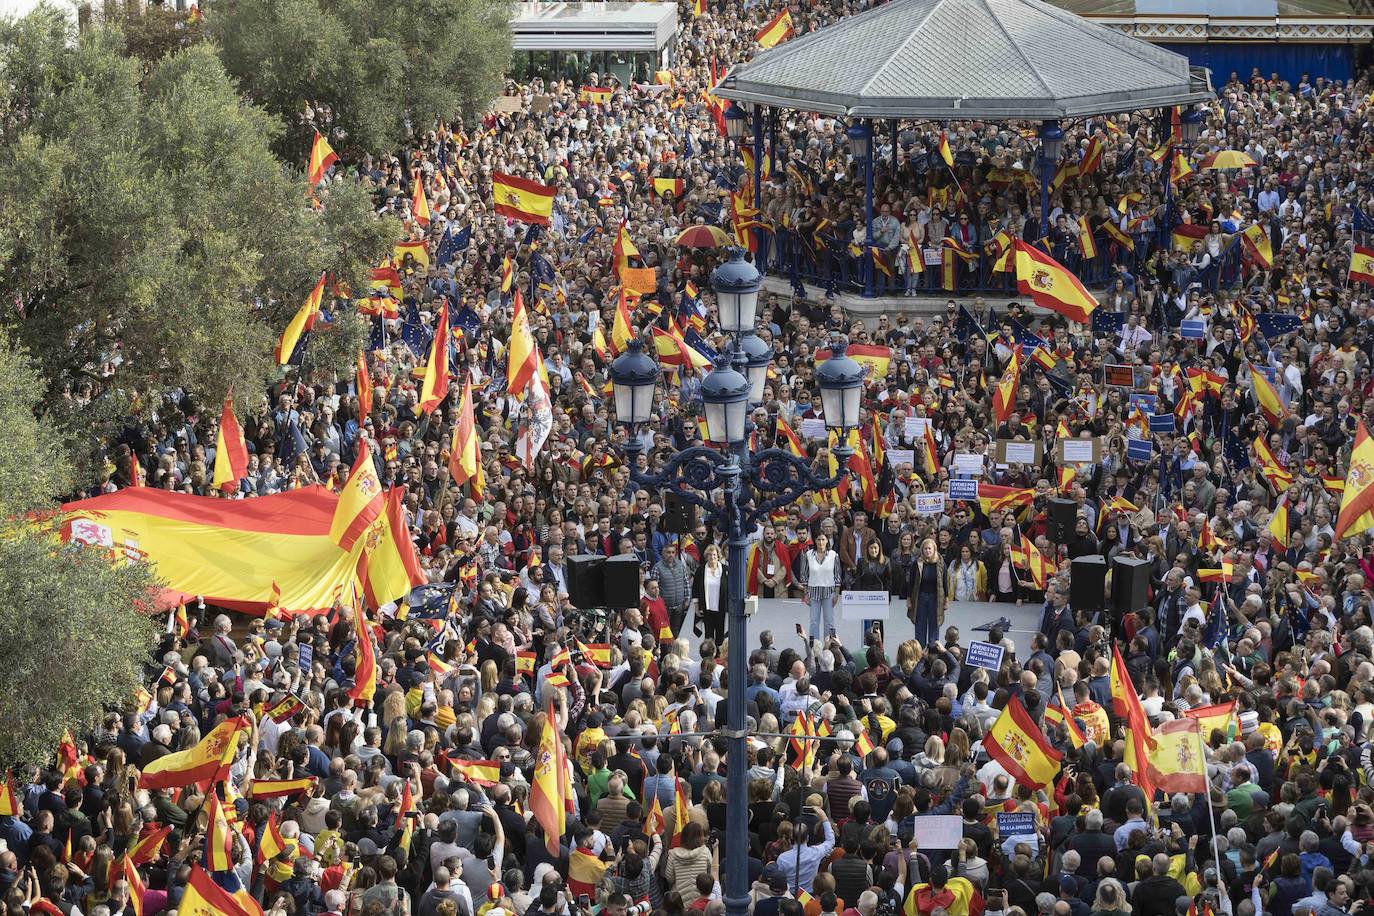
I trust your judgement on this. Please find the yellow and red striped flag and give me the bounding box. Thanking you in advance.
[138,718,246,790]
[450,759,503,786]
[755,7,794,47]
[245,776,317,799]
[205,793,235,871]
[329,439,384,552]
[507,291,540,396]
[493,171,555,226]
[274,272,325,365]
[418,300,451,414]
[1014,240,1097,323]
[1336,420,1374,539]
[212,396,248,493]
[306,130,337,186]
[531,698,566,855]
[120,855,146,916]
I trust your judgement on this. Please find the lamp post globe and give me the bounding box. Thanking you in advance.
[1180,106,1204,145]
[738,333,771,406]
[846,120,872,161]
[723,102,749,141]
[608,338,659,426]
[815,341,866,433]
[711,247,761,334]
[1038,119,1064,164]
[700,361,751,446]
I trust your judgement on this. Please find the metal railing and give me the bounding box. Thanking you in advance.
[755,225,1246,297]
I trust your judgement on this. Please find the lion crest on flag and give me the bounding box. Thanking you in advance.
[1031,269,1054,291]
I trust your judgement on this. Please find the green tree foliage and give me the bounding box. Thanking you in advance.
[0,7,397,454]
[0,333,158,768]
[212,0,511,156]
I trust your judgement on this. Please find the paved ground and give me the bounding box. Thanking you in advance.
[739,596,1041,661]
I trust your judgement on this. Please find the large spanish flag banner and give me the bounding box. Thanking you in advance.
[1351,244,1374,285]
[983,694,1061,789]
[179,865,263,916]
[1013,240,1097,323]
[1184,700,1237,743]
[61,485,423,615]
[492,171,555,226]
[1336,420,1374,539]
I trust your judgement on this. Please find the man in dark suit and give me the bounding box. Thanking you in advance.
[838,510,879,574]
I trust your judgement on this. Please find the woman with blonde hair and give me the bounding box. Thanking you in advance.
[894,640,921,677]
[1091,878,1131,916]
[908,537,946,646]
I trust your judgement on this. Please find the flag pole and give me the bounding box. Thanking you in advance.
[1199,726,1231,912]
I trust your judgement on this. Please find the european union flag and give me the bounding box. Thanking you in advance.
[1203,592,1227,650]
[1255,312,1302,339]
[1114,143,1137,177]
[279,418,309,465]
[1091,310,1126,338]
[1355,205,1374,234]
[522,223,544,248]
[366,315,387,352]
[683,328,718,365]
[400,302,431,359]
[435,224,471,267]
[1222,432,1251,471]
[1006,317,1047,350]
[577,226,598,245]
[530,252,556,288]
[684,133,695,160]
[454,303,482,342]
[1042,371,1072,398]
[955,305,987,345]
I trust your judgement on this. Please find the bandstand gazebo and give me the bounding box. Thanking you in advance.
[713,0,1215,297]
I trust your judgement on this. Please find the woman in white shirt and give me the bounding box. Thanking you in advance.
[802,533,841,644]
[691,543,728,644]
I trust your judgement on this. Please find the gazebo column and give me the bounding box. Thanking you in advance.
[847,120,876,298]
[752,104,764,261]
[889,119,899,180]
[1037,119,1064,241]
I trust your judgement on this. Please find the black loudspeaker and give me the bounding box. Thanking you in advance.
[662,491,695,535]
[567,555,605,609]
[1112,556,1152,616]
[1069,554,1107,612]
[1048,498,1077,543]
[604,554,642,610]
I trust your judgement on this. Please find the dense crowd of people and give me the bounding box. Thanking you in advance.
[10,1,1374,916]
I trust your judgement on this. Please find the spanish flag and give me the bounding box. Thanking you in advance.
[1171,222,1208,253]
[1013,240,1096,323]
[330,440,384,552]
[531,697,566,855]
[395,239,429,268]
[450,759,502,786]
[992,346,1020,424]
[1336,420,1374,539]
[1249,364,1285,428]
[1102,220,1134,252]
[1169,151,1194,185]
[356,487,426,611]
[500,255,514,294]
[347,594,377,705]
[1267,496,1291,548]
[418,299,450,414]
[653,177,685,198]
[692,0,705,16]
[120,856,146,916]
[777,418,806,457]
[306,130,337,187]
[492,171,555,226]
[274,272,325,365]
[448,378,481,488]
[1184,701,1238,743]
[1241,224,1272,269]
[138,716,246,790]
[983,695,1061,789]
[1078,135,1104,177]
[508,291,540,395]
[410,176,431,227]
[0,770,17,816]
[1111,644,1155,801]
[578,86,613,106]
[516,651,536,676]
[212,397,248,493]
[1351,244,1374,285]
[264,694,304,723]
[178,865,261,916]
[813,343,891,378]
[653,326,711,370]
[259,811,287,863]
[611,286,635,356]
[568,847,610,896]
[127,824,171,866]
[755,7,793,47]
[205,793,235,871]
[1044,685,1087,748]
[1144,716,1206,793]
[976,484,1034,518]
[1077,215,1097,260]
[356,352,373,419]
[938,130,953,168]
[245,776,317,799]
